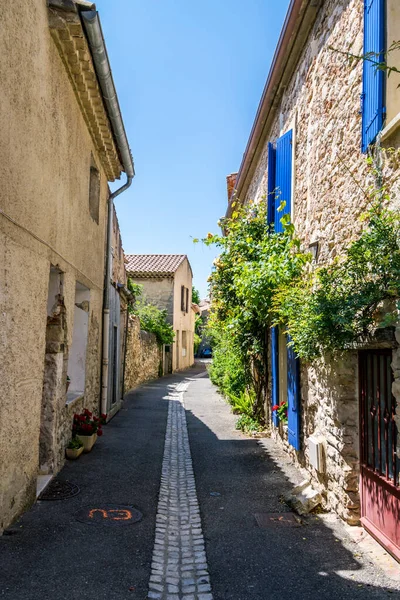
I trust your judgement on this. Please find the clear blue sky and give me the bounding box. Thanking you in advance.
[95,0,290,298]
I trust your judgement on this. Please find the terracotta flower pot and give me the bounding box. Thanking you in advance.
[66,446,84,460]
[77,433,97,453]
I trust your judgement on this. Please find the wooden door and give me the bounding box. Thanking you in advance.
[359,350,400,562]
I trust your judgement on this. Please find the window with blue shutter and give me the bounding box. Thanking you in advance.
[268,130,296,436]
[287,336,301,451]
[274,129,292,232]
[267,142,276,227]
[271,326,279,426]
[361,0,385,153]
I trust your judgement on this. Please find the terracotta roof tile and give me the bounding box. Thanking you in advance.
[125,254,187,277]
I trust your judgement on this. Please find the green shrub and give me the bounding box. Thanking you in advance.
[208,329,247,399]
[227,389,255,417]
[134,301,175,346]
[235,414,263,433]
[194,332,201,355]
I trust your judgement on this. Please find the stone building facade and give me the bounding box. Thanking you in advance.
[125,255,195,373]
[228,0,400,557]
[0,0,133,532]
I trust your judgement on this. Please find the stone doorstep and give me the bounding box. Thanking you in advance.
[284,479,323,516]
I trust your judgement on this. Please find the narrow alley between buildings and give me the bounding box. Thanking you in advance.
[1,362,399,600]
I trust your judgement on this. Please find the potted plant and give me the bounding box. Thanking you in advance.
[72,409,105,453]
[66,437,84,460]
[272,401,288,435]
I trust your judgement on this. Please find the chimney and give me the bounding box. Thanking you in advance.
[226,173,238,201]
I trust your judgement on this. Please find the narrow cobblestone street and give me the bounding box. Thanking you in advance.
[1,363,399,600]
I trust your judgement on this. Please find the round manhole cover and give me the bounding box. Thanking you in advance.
[38,479,80,501]
[75,505,143,526]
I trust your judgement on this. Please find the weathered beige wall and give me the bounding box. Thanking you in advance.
[243,0,400,523]
[124,316,162,391]
[0,0,110,531]
[172,260,194,371]
[112,205,127,288]
[130,277,175,323]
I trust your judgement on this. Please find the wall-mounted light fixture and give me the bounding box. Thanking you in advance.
[309,240,320,263]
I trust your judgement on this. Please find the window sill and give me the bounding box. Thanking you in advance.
[380,112,400,141]
[66,391,84,406]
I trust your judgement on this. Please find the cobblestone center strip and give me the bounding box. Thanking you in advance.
[148,382,213,600]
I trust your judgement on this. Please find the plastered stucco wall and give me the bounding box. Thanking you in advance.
[242,0,400,524]
[0,0,110,531]
[112,205,127,288]
[172,260,194,371]
[130,277,175,324]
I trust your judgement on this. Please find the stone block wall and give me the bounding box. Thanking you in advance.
[243,0,400,523]
[124,316,162,392]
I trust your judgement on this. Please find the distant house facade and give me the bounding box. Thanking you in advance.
[227,0,400,559]
[125,255,195,372]
[0,0,133,532]
[196,299,212,357]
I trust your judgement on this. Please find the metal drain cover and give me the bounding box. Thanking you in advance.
[255,512,301,528]
[75,504,143,526]
[38,479,80,501]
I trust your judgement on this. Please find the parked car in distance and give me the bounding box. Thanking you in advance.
[201,348,212,358]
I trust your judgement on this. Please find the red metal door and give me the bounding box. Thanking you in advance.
[359,350,400,562]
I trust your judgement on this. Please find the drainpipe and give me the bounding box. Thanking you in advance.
[121,287,133,399]
[80,9,135,416]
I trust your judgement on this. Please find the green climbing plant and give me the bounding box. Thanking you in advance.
[202,200,309,422]
[201,160,400,420]
[127,278,175,346]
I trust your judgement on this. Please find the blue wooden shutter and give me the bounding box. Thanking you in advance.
[287,336,301,450]
[267,142,276,227]
[271,326,279,426]
[275,130,292,233]
[361,0,385,153]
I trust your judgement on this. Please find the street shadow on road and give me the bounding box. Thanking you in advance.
[183,366,399,600]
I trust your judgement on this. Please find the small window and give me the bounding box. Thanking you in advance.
[185,288,189,313]
[89,155,100,224]
[181,285,185,311]
[182,331,187,357]
[67,282,90,398]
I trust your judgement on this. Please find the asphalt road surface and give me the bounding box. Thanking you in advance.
[1,362,399,599]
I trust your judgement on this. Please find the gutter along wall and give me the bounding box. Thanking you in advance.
[231,0,400,525]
